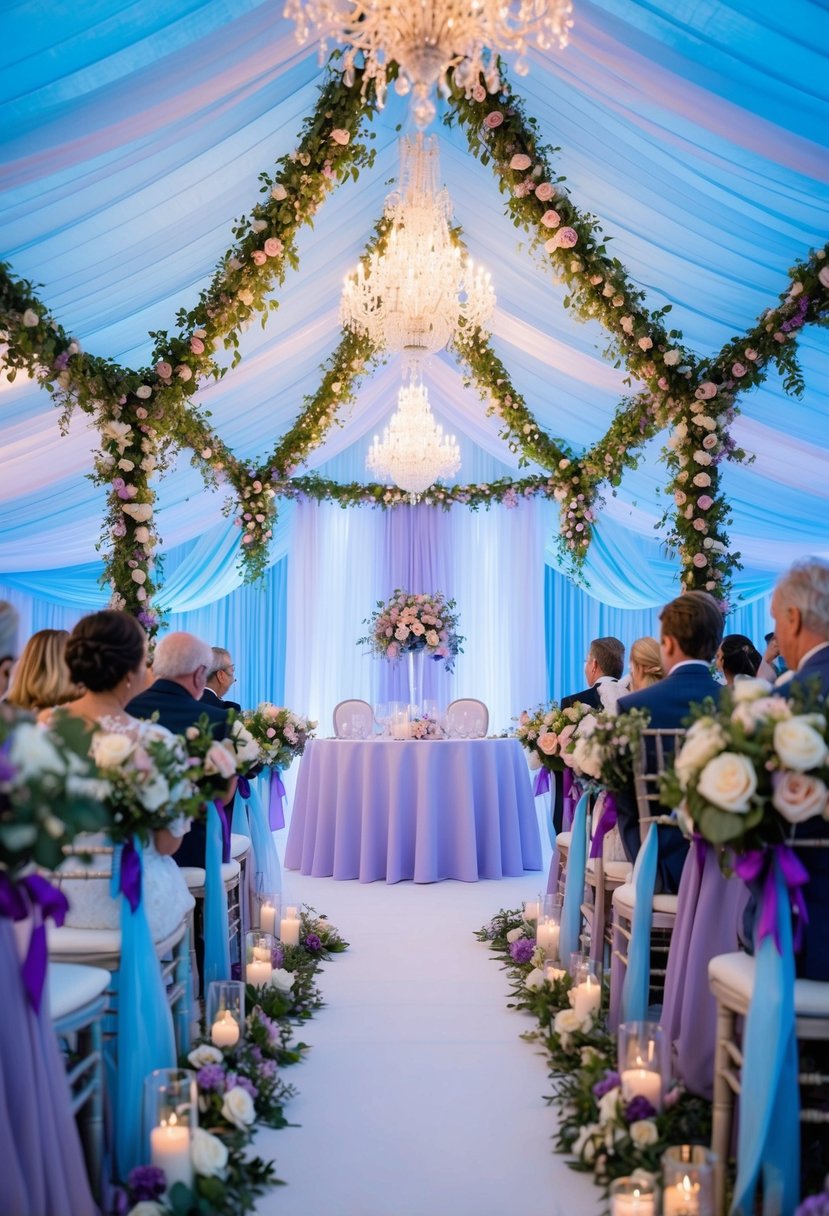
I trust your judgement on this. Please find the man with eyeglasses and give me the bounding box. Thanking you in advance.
[201,646,241,713]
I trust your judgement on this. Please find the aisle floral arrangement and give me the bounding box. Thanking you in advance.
[358,589,464,671]
[475,908,711,1198]
[124,906,349,1216]
[242,704,317,769]
[515,700,595,772]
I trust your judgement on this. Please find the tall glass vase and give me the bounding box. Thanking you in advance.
[407,647,425,715]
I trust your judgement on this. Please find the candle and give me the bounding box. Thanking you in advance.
[280,905,301,946]
[543,962,567,984]
[211,1010,240,1048]
[620,1067,662,1111]
[246,958,273,987]
[535,921,560,958]
[252,945,271,961]
[662,1175,700,1216]
[260,902,276,936]
[571,976,602,1019]
[611,1187,656,1216]
[150,1115,192,1192]
[522,899,541,922]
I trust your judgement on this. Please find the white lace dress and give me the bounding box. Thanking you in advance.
[58,716,195,942]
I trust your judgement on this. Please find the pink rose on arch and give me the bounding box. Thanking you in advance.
[702,433,718,450]
[731,362,747,377]
[484,111,503,129]
[264,237,283,258]
[541,209,561,229]
[693,553,708,568]
[535,182,555,201]
[471,84,486,102]
[252,249,267,266]
[697,495,714,510]
[510,153,532,171]
[155,360,173,380]
[555,227,578,248]
[330,128,350,145]
[190,336,205,355]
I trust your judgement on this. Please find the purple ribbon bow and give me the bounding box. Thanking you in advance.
[118,838,143,913]
[0,873,69,1013]
[237,776,251,800]
[268,768,287,830]
[562,769,578,832]
[589,793,618,859]
[533,768,551,797]
[215,800,231,865]
[733,843,810,954]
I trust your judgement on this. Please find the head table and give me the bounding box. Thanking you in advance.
[284,736,543,884]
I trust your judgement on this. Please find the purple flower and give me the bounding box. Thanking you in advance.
[127,1164,166,1202]
[112,519,127,538]
[228,1072,258,1100]
[592,1070,621,1099]
[0,742,16,784]
[197,1064,226,1092]
[795,1191,829,1216]
[624,1095,658,1123]
[53,351,70,371]
[509,938,535,963]
[304,932,322,952]
[259,1058,278,1080]
[271,944,284,969]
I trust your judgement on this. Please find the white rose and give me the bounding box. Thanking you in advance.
[270,967,295,993]
[525,967,545,989]
[674,720,726,788]
[188,1044,223,1068]
[731,677,774,703]
[204,741,237,779]
[131,568,147,585]
[696,752,758,813]
[138,773,171,812]
[135,384,152,399]
[271,183,287,200]
[572,1123,601,1163]
[134,525,150,544]
[8,723,66,778]
[191,1127,228,1177]
[101,419,134,450]
[772,771,828,824]
[221,1085,256,1129]
[629,1119,660,1148]
[663,348,680,366]
[22,308,40,327]
[554,1008,590,1037]
[224,720,260,764]
[506,926,528,943]
[731,696,792,735]
[90,731,135,769]
[774,717,828,771]
[122,503,153,522]
[598,1086,621,1126]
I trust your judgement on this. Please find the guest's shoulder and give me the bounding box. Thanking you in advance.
[617,686,656,713]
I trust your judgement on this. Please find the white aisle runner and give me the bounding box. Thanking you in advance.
[253,862,600,1216]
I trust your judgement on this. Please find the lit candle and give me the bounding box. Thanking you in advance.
[246,957,273,987]
[620,1067,662,1111]
[535,921,560,958]
[611,1187,656,1216]
[280,905,301,946]
[662,1175,700,1216]
[571,976,602,1019]
[522,899,541,923]
[211,1010,240,1048]
[150,1114,192,1192]
[260,901,276,936]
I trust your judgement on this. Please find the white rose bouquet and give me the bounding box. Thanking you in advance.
[660,679,829,849]
[565,708,652,788]
[358,589,464,672]
[242,703,316,769]
[515,701,596,773]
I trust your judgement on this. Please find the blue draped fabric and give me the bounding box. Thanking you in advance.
[245,777,282,895]
[559,789,590,965]
[110,840,175,1180]
[621,823,659,1024]
[203,803,231,988]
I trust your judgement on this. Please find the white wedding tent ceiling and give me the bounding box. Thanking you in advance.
[1,0,827,609]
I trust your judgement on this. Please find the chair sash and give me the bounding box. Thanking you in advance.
[559,787,591,963]
[203,804,231,987]
[242,777,282,895]
[620,823,659,1023]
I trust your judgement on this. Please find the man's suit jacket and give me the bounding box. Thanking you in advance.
[780,643,829,980]
[616,663,722,894]
[553,683,606,830]
[201,687,241,714]
[561,684,603,711]
[126,679,229,868]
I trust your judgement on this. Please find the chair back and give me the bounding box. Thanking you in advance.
[633,728,686,842]
[332,699,374,739]
[445,699,489,738]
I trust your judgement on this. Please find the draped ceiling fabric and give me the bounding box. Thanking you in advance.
[1,1,828,708]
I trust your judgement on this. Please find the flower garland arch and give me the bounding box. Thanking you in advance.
[1,60,827,630]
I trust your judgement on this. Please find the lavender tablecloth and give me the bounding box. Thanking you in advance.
[285,737,543,883]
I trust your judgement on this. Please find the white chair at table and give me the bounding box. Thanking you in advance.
[333,699,374,738]
[445,698,489,738]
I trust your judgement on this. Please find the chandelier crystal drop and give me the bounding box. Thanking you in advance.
[285,0,574,127]
[341,134,495,363]
[366,375,461,500]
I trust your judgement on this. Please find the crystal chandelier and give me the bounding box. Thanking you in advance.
[367,374,461,500]
[341,134,494,362]
[285,0,574,128]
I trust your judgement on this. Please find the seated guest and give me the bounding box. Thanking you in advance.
[126,631,236,868]
[770,556,829,980]
[6,628,79,712]
[616,591,724,894]
[607,637,664,709]
[202,646,241,712]
[0,600,19,701]
[716,633,761,686]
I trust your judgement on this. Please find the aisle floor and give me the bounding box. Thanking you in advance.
[253,821,600,1216]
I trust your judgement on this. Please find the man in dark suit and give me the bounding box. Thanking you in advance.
[202,647,241,714]
[771,557,829,980]
[554,638,624,830]
[126,631,235,868]
[616,591,724,894]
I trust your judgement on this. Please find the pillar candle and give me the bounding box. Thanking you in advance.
[260,902,276,936]
[280,916,301,946]
[211,1010,240,1048]
[246,958,273,987]
[571,976,601,1019]
[150,1118,192,1192]
[611,1188,656,1216]
[536,920,560,958]
[662,1176,701,1216]
[620,1067,662,1111]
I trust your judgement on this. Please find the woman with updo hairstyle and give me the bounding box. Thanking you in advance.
[6,629,79,712]
[717,633,762,686]
[55,610,194,940]
[629,637,665,691]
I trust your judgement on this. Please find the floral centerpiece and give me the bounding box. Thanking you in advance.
[408,712,444,740]
[358,589,464,671]
[242,704,317,769]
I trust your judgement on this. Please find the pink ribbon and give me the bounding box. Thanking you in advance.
[733,843,810,953]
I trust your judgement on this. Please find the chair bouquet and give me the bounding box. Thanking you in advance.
[560,707,652,791]
[241,704,317,770]
[183,712,262,796]
[516,700,596,773]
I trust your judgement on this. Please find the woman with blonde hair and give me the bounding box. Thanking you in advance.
[6,628,78,712]
[629,636,664,691]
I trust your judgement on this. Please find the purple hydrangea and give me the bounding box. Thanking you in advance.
[226,1071,258,1100]
[509,938,535,964]
[795,1191,829,1216]
[127,1164,166,1202]
[271,945,284,969]
[624,1095,658,1123]
[304,932,322,952]
[258,1058,278,1080]
[196,1064,226,1092]
[592,1070,621,1099]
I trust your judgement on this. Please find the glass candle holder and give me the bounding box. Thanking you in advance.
[542,958,568,985]
[536,915,561,959]
[609,1177,657,1216]
[206,980,245,1048]
[542,893,563,923]
[279,903,301,946]
[522,894,542,923]
[391,707,410,740]
[143,1069,197,1194]
[618,1020,666,1113]
[245,931,275,987]
[661,1146,716,1216]
[569,955,602,1019]
[258,893,280,936]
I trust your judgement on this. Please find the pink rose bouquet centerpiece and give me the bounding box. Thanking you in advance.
[358,589,464,671]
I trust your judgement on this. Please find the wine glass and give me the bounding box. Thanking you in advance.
[374,702,389,737]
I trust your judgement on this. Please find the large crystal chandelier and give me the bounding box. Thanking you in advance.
[341,134,494,362]
[367,374,461,499]
[285,0,574,128]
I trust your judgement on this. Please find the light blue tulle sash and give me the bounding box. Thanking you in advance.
[203,802,230,987]
[621,822,658,1023]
